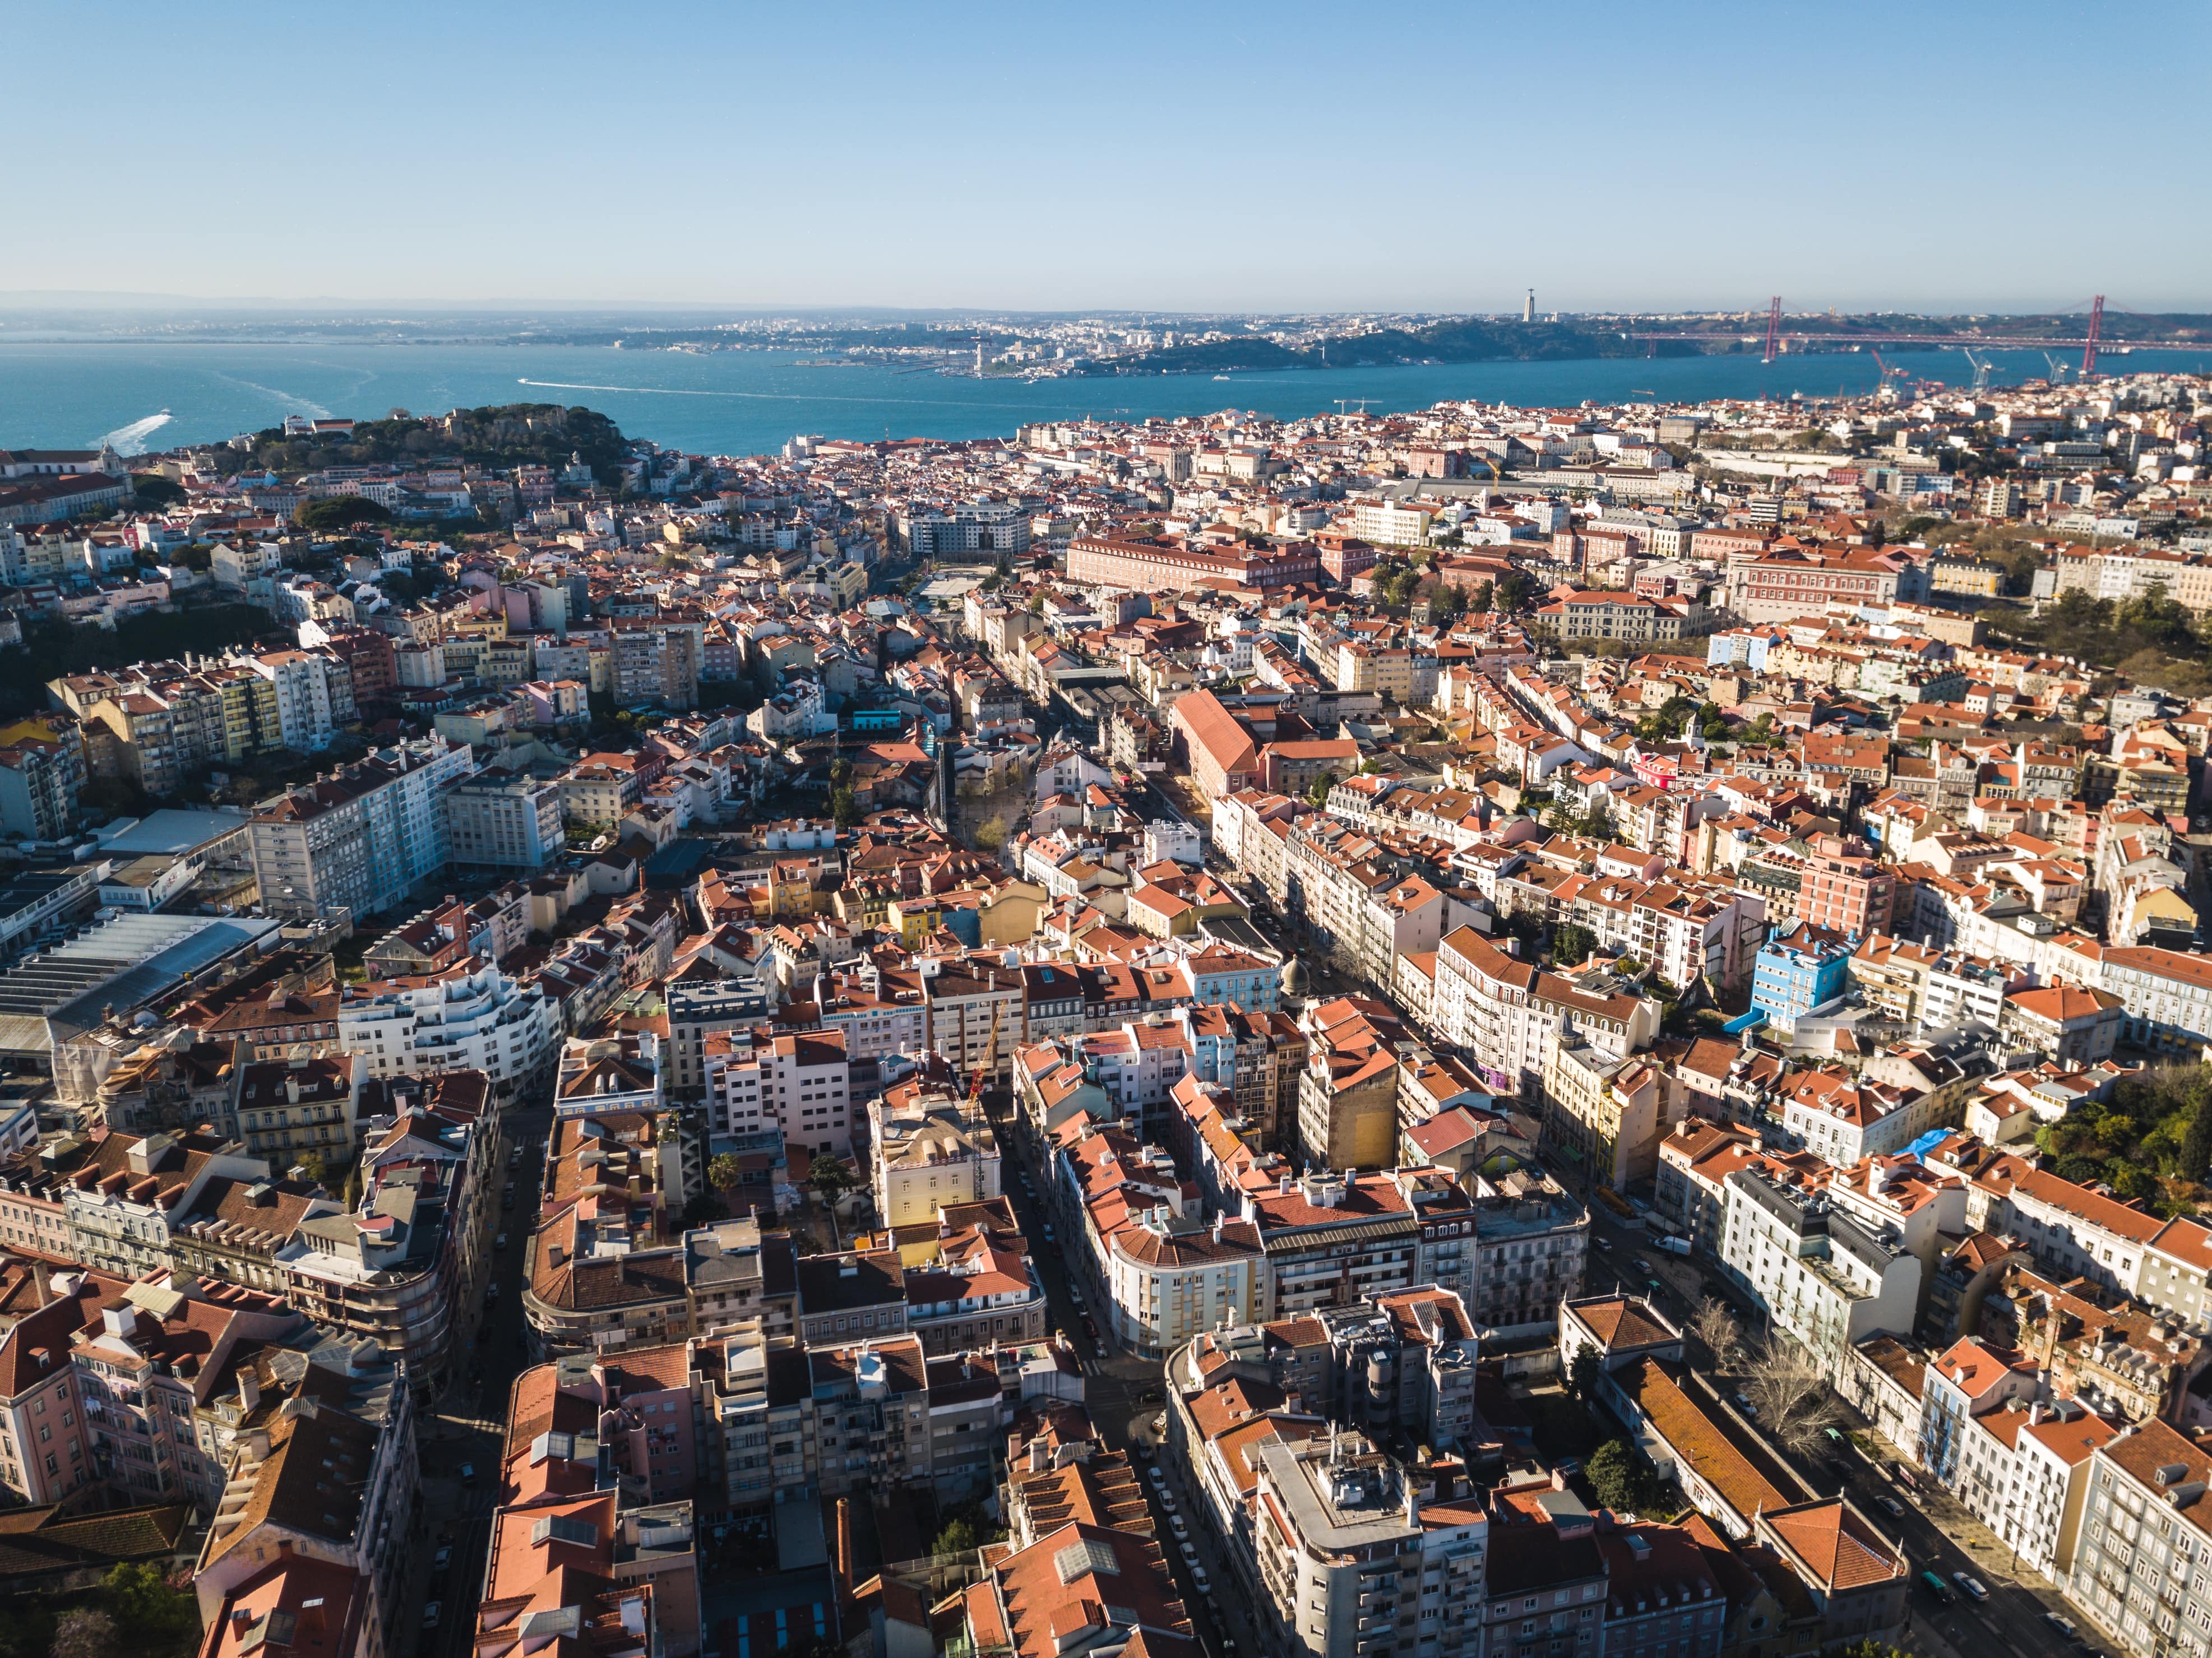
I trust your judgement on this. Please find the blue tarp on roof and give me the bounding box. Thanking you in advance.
[1904,1128,1956,1162]
[1721,1009,1767,1035]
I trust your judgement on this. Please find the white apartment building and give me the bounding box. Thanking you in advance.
[442,772,564,870]
[923,961,1024,1086]
[1971,1400,2116,1586]
[1432,926,1660,1100]
[1778,1070,1937,1168]
[1720,1165,1920,1374]
[1998,1169,2165,1305]
[251,650,349,751]
[1252,1435,1494,1658]
[2068,1420,2212,1658]
[1558,875,1766,994]
[704,1028,853,1159]
[337,957,562,1097]
[1348,498,1436,548]
[248,735,475,921]
[2093,947,2212,1054]
[1105,1208,1262,1361]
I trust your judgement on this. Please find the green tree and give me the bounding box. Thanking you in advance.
[100,1564,198,1654]
[294,496,393,532]
[1308,771,1339,808]
[1468,578,1495,615]
[2179,1087,2212,1185]
[2107,1161,2158,1203]
[709,1152,744,1192]
[1585,1439,1662,1516]
[1553,923,1596,966]
[1568,1347,1602,1402]
[295,1150,330,1189]
[2055,1154,2104,1184]
[808,1152,857,1204]
[128,474,187,510]
[830,785,859,828]
[933,1515,980,1556]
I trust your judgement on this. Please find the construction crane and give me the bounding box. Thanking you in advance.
[1761,297,1783,364]
[2042,352,2070,382]
[968,997,1006,1103]
[2081,295,2105,376]
[1960,348,1992,393]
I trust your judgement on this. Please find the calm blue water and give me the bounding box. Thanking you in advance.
[1,341,2205,460]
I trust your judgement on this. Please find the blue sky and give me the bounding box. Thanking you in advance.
[7,0,2208,313]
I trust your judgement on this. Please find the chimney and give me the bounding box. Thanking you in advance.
[238,1368,262,1414]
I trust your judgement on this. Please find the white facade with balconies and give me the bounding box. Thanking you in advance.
[337,958,561,1097]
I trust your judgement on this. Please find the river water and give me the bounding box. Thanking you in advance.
[1,341,2204,459]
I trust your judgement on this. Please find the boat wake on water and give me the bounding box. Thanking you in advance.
[99,411,173,454]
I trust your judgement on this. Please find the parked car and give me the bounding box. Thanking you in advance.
[2044,1613,2080,1640]
[494,1233,508,1252]
[1179,1541,1199,1565]
[1068,1286,1085,1308]
[483,1282,499,1306]
[1147,1465,1167,1487]
[421,1604,442,1630]
[1876,1496,1904,1518]
[1169,1516,1188,1539]
[1081,1315,1100,1341]
[1918,1571,1954,1605]
[1593,1237,1612,1252]
[433,1545,452,1572]
[1952,1572,1988,1601]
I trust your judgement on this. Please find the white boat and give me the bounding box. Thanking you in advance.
[1212,374,1231,381]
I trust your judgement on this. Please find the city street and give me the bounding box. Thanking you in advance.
[982,1087,1256,1658]
[402,1097,553,1658]
[1577,1199,2110,1658]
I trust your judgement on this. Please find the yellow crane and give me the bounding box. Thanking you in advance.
[969,997,1006,1101]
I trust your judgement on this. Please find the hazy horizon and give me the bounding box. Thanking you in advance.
[8,0,2209,315]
